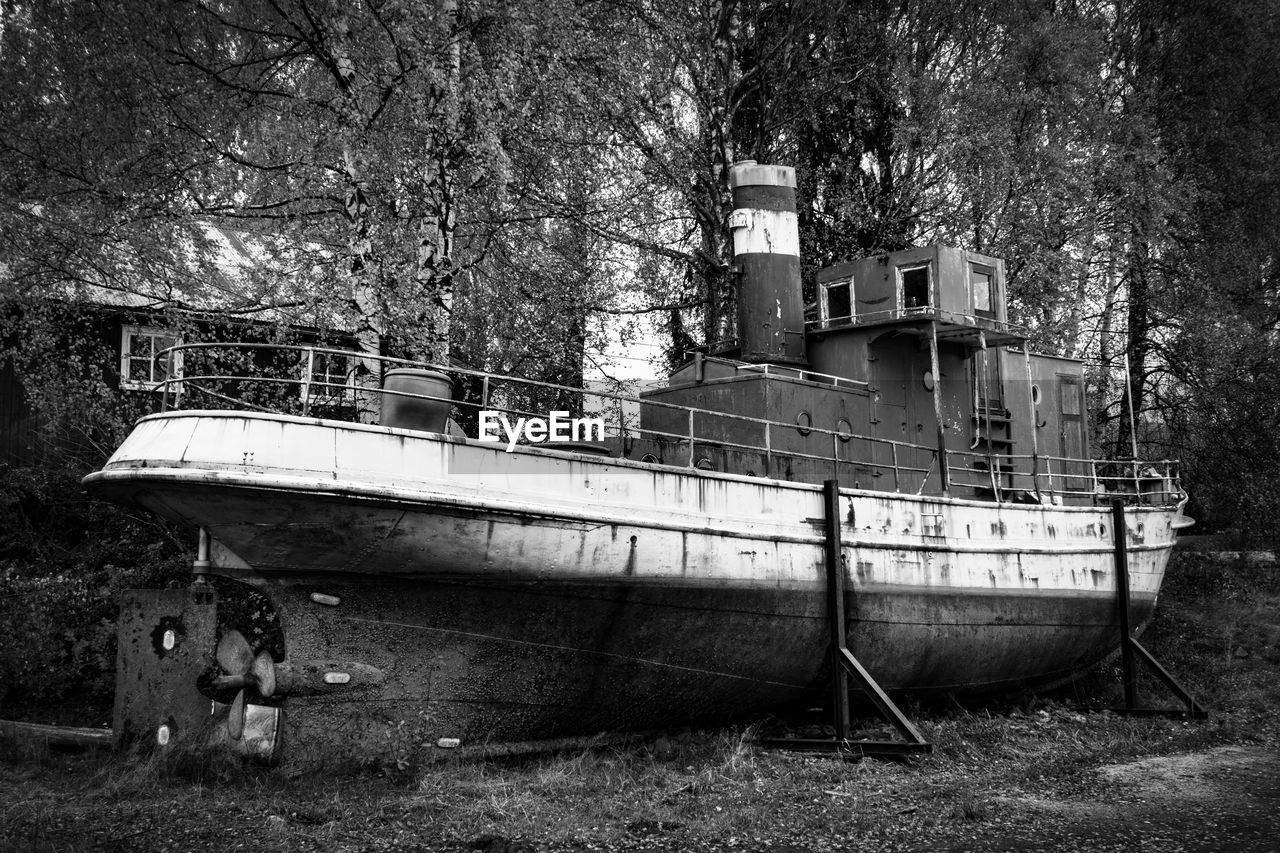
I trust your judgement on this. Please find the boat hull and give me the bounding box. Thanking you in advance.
[85,411,1177,759]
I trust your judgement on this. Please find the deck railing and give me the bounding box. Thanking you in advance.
[150,342,1182,507]
[805,305,1028,338]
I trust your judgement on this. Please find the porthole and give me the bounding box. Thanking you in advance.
[836,418,853,443]
[1031,384,1042,405]
[922,370,935,392]
[795,411,813,436]
[640,453,659,464]
[695,457,714,470]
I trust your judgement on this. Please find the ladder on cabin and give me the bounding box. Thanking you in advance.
[967,338,1015,500]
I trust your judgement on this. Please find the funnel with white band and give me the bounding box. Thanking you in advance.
[728,161,807,365]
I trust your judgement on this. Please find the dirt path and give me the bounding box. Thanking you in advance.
[933,746,1280,853]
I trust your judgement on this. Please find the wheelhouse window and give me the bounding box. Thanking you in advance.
[120,325,182,391]
[822,275,853,325]
[898,264,931,311]
[970,264,995,318]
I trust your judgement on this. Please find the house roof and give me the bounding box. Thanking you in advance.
[59,222,346,329]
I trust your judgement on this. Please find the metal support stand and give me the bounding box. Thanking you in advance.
[761,480,933,757]
[1086,499,1208,719]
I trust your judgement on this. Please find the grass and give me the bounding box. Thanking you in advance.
[3,549,1280,852]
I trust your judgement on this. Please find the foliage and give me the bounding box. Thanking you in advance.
[0,465,188,722]
[1138,0,1280,539]
[0,300,319,721]
[3,0,1270,442]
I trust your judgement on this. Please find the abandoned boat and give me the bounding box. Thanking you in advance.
[85,162,1189,764]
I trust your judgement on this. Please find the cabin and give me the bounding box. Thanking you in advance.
[634,162,1090,503]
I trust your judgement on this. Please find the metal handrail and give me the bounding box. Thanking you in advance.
[806,306,1027,337]
[151,341,1182,507]
[699,356,870,391]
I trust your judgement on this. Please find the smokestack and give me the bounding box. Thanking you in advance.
[728,161,807,365]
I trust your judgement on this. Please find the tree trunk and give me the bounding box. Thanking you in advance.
[1114,235,1151,458]
[343,141,384,425]
[411,0,461,366]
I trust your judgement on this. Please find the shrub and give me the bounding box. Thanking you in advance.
[0,464,189,722]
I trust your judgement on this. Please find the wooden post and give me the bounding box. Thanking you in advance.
[765,421,773,476]
[1111,498,1138,709]
[1023,346,1041,499]
[1122,352,1140,460]
[928,322,950,494]
[688,409,696,468]
[1090,496,1207,719]
[758,480,933,755]
[978,331,1000,501]
[302,348,315,417]
[830,433,840,483]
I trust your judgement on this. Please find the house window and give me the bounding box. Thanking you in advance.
[899,264,931,311]
[120,325,182,391]
[301,349,354,408]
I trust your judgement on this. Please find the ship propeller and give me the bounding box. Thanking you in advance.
[213,630,276,740]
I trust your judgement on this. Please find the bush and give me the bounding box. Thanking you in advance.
[0,464,189,723]
[1182,464,1280,549]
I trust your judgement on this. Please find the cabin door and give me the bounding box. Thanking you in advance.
[869,335,931,490]
[1057,374,1086,491]
[873,363,910,486]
